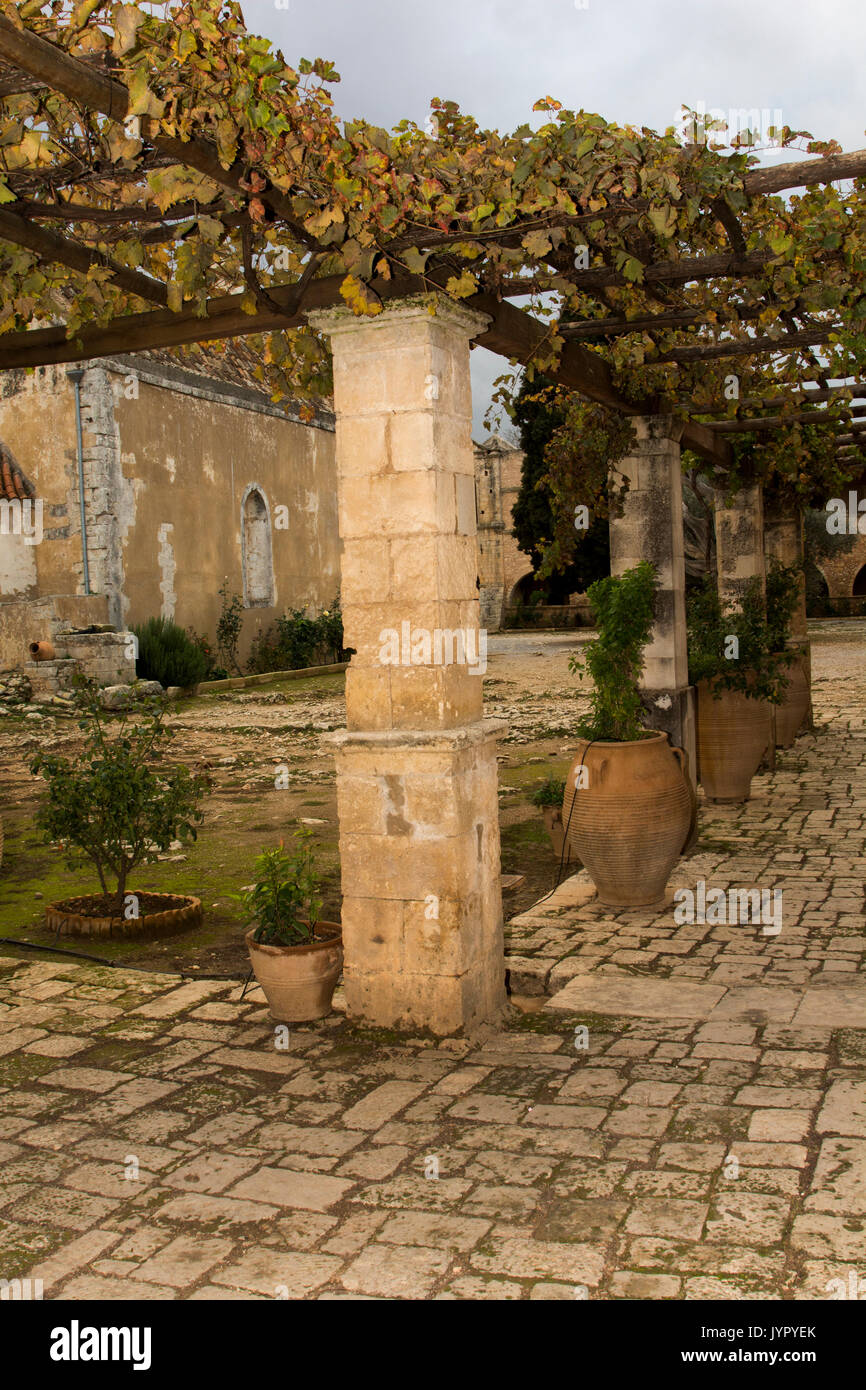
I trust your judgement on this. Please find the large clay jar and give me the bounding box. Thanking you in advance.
[29,640,55,661]
[696,678,770,802]
[773,651,809,748]
[562,731,694,909]
[246,922,343,1022]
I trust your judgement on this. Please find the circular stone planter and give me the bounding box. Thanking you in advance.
[46,892,202,939]
[246,922,343,1023]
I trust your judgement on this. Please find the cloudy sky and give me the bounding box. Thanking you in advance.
[243,0,866,436]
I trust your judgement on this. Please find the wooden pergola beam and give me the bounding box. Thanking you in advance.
[708,404,866,433]
[0,205,167,306]
[560,305,764,339]
[0,14,318,252]
[0,252,731,464]
[505,251,772,298]
[654,326,839,364]
[695,382,866,413]
[743,148,866,196]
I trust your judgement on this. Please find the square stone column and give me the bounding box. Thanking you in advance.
[763,502,808,641]
[714,482,766,609]
[608,415,696,784]
[764,499,812,731]
[310,296,507,1035]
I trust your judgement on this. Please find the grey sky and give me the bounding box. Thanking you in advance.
[243,0,866,436]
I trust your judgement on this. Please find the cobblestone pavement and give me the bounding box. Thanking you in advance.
[0,625,863,1301]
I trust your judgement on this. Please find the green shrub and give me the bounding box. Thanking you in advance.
[186,628,226,681]
[133,617,209,689]
[531,776,566,808]
[686,576,788,703]
[247,596,347,674]
[216,582,244,675]
[30,678,206,910]
[569,561,658,742]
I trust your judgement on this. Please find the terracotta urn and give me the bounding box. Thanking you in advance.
[562,730,694,909]
[772,651,809,749]
[696,678,771,802]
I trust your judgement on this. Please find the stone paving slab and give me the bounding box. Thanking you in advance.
[0,948,864,1301]
[0,639,863,1299]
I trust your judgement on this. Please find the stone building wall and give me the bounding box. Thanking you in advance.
[0,352,339,669]
[819,532,866,602]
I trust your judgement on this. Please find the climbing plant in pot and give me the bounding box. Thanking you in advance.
[765,559,810,748]
[30,678,206,937]
[238,831,343,1023]
[687,577,788,803]
[563,562,694,909]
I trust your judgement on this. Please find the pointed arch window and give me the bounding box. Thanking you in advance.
[241,485,274,608]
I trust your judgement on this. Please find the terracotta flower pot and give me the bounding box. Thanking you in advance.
[246,921,343,1023]
[562,731,694,909]
[30,640,55,662]
[46,892,202,938]
[696,678,770,803]
[772,651,809,749]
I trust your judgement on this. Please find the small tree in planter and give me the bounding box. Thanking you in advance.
[30,678,206,937]
[237,830,343,1022]
[531,776,573,864]
[563,562,694,908]
[687,576,788,802]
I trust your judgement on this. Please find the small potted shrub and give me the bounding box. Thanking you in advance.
[238,831,342,1022]
[30,678,206,936]
[563,561,694,908]
[687,577,788,802]
[531,777,573,863]
[765,559,809,747]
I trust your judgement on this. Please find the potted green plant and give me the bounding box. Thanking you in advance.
[687,576,788,802]
[765,559,809,747]
[564,561,694,908]
[531,776,574,863]
[30,678,205,937]
[238,831,342,1022]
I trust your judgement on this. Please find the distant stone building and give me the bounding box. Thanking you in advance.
[0,344,338,673]
[818,532,866,609]
[473,434,533,630]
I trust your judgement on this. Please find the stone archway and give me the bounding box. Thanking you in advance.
[507,572,536,608]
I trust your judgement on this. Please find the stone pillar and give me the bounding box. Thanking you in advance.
[764,499,812,729]
[309,296,507,1036]
[714,482,766,610]
[608,415,696,784]
[715,481,772,760]
[763,502,807,641]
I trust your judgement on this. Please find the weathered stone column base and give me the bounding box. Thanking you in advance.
[640,685,697,789]
[325,720,508,1035]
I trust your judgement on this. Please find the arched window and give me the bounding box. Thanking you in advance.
[241,485,274,608]
[853,563,866,597]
